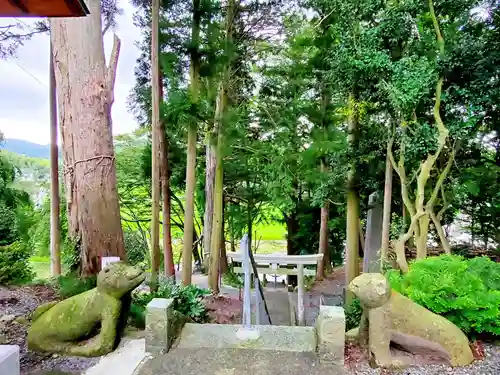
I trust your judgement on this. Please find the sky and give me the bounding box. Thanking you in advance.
[0,2,142,145]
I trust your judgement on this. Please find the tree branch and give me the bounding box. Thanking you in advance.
[106,34,121,105]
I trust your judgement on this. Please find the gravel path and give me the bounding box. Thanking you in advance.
[345,342,500,375]
[0,285,98,374]
[309,268,500,375]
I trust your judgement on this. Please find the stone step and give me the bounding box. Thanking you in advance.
[0,345,19,375]
[135,347,345,375]
[177,323,316,353]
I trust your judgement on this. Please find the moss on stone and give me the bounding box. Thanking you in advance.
[27,262,145,357]
[348,273,474,368]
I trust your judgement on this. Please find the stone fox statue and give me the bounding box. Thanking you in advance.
[28,262,145,357]
[348,273,474,368]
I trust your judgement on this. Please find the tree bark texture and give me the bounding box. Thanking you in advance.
[150,0,161,291]
[345,94,360,305]
[203,140,216,272]
[50,0,125,276]
[182,0,201,286]
[160,130,175,278]
[49,40,61,277]
[317,160,329,280]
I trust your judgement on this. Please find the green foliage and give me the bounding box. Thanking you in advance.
[0,201,18,246]
[132,279,210,323]
[222,268,243,288]
[124,230,148,266]
[387,255,500,337]
[56,273,97,299]
[345,297,363,331]
[0,241,34,284]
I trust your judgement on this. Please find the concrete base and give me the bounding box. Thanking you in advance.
[85,339,146,375]
[316,305,345,366]
[0,345,19,375]
[177,324,317,353]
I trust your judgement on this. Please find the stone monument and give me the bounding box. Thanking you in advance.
[362,192,383,273]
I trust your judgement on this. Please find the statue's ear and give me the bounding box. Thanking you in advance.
[374,279,388,296]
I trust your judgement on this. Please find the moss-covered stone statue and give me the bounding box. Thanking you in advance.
[27,261,145,357]
[348,273,474,368]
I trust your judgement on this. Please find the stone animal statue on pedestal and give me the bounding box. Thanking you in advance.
[27,262,145,357]
[348,273,474,368]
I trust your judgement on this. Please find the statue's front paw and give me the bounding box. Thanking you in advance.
[375,358,408,369]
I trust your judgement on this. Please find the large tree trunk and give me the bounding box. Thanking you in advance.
[203,140,216,272]
[219,207,229,274]
[150,0,162,291]
[50,0,125,276]
[208,0,235,292]
[208,127,224,291]
[317,161,329,281]
[182,0,201,286]
[161,131,175,278]
[345,94,360,305]
[49,40,61,277]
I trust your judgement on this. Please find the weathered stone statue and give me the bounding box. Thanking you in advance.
[348,273,474,368]
[27,262,145,357]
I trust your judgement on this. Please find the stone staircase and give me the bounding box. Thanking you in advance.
[135,347,344,375]
[177,324,316,352]
[138,297,347,375]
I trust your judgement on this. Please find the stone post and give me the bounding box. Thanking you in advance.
[241,234,251,328]
[363,192,383,273]
[236,234,259,340]
[145,298,177,354]
[0,345,19,375]
[297,264,305,326]
[316,305,346,366]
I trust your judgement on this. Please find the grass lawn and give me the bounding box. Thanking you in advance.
[28,221,287,279]
[254,222,286,241]
[30,256,50,280]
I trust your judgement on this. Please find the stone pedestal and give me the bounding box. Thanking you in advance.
[145,298,176,354]
[0,345,19,375]
[315,306,345,366]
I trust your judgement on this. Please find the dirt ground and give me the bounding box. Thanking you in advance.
[0,284,97,374]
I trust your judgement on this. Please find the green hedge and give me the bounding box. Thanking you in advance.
[388,255,500,338]
[0,242,34,284]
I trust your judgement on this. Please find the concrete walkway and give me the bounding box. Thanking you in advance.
[135,348,344,375]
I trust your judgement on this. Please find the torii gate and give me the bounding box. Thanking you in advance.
[0,0,89,17]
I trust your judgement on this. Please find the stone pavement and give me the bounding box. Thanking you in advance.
[135,348,344,375]
[288,292,343,326]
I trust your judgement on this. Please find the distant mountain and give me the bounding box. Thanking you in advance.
[1,139,50,159]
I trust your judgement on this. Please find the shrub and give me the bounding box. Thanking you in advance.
[124,230,148,266]
[0,241,34,284]
[345,297,363,331]
[132,279,210,323]
[387,255,500,338]
[222,268,243,288]
[55,273,97,299]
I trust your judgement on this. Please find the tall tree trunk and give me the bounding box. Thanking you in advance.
[345,94,360,305]
[150,0,161,291]
[159,73,175,279]
[219,206,229,274]
[380,144,393,265]
[317,161,329,280]
[208,86,227,291]
[208,0,235,292]
[182,0,201,286]
[50,0,125,276]
[203,139,216,272]
[49,40,61,277]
